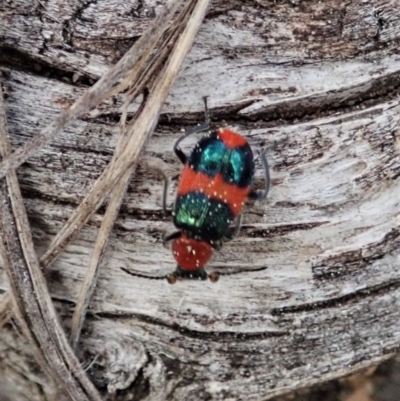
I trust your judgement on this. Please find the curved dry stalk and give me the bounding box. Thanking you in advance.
[0,0,183,181]
[39,0,211,270]
[0,0,187,324]
[0,72,103,401]
[69,0,210,350]
[0,294,11,328]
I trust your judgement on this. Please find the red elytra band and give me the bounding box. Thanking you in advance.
[177,166,250,216]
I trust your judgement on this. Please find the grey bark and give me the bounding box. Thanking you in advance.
[1,0,400,400]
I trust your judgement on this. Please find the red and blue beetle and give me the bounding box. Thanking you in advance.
[122,98,270,283]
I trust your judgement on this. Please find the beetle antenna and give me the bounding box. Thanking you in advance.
[212,265,268,276]
[120,267,166,280]
[202,96,210,125]
[120,267,178,284]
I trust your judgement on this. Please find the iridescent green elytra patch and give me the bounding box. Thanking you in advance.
[188,132,254,188]
[174,192,234,241]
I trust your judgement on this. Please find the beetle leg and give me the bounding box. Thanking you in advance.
[249,149,270,200]
[160,170,169,214]
[210,239,223,251]
[224,214,243,241]
[173,142,189,164]
[162,231,182,246]
[173,96,211,164]
[211,215,242,251]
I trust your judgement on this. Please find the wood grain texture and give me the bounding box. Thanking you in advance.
[1,0,400,400]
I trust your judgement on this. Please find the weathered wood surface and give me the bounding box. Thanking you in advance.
[1,0,400,400]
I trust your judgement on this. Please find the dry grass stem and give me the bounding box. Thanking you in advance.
[0,0,187,325]
[0,0,183,181]
[0,0,210,395]
[0,294,11,328]
[39,0,210,269]
[0,72,104,401]
[69,0,210,350]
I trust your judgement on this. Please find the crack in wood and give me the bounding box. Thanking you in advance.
[313,228,400,280]
[92,311,287,342]
[271,278,400,315]
[244,221,328,238]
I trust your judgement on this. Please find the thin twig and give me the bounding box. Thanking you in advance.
[69,0,210,350]
[39,0,211,270]
[0,0,187,324]
[0,0,183,181]
[0,72,104,401]
[0,294,11,328]
[68,3,184,350]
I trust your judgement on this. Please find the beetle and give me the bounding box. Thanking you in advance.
[121,98,270,283]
